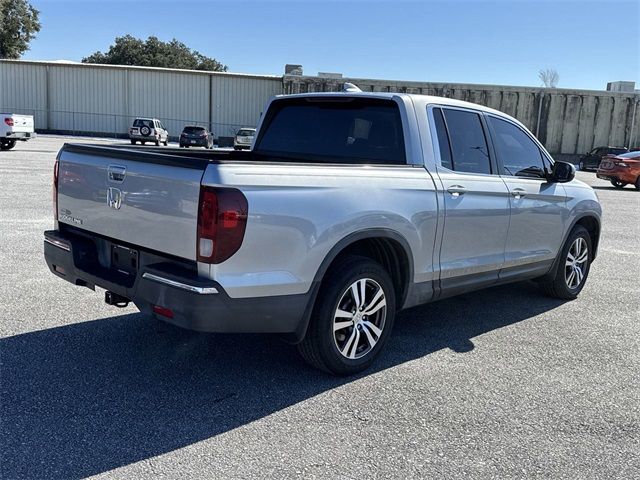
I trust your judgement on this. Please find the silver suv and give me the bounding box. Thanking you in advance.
[129,118,169,146]
[233,128,256,150]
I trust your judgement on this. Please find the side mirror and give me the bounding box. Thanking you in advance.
[549,161,575,183]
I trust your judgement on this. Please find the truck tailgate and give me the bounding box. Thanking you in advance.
[4,114,34,133]
[57,145,206,260]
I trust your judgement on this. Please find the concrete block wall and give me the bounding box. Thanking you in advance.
[284,76,640,155]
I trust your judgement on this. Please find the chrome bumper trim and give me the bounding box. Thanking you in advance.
[44,237,71,251]
[142,272,219,295]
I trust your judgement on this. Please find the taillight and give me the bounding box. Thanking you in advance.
[197,187,248,263]
[4,117,14,126]
[53,159,59,220]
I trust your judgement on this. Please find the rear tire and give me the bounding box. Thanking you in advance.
[635,176,640,191]
[0,140,16,150]
[540,225,592,300]
[130,139,136,145]
[611,179,627,189]
[297,255,396,375]
[155,140,160,146]
[579,160,585,171]
[163,140,168,146]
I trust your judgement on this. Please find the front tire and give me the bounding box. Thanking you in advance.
[579,160,585,171]
[298,255,396,375]
[130,139,136,145]
[540,225,592,300]
[611,179,627,189]
[635,176,640,191]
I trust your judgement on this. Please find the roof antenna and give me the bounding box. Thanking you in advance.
[343,82,362,93]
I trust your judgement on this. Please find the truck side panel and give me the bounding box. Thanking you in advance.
[201,163,439,299]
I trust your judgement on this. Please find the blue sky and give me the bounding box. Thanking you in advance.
[24,0,639,91]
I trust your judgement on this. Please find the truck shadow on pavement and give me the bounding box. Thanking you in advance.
[2,281,564,479]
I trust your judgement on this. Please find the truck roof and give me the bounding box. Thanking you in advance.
[275,91,508,117]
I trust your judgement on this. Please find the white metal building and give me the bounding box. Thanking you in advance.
[0,60,283,139]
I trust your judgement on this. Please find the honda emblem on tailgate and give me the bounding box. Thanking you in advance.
[107,187,122,210]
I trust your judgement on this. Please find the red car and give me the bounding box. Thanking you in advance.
[596,151,640,190]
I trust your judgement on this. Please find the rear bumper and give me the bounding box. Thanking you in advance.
[180,138,209,147]
[129,134,159,141]
[44,228,311,335]
[3,132,35,140]
[597,171,636,183]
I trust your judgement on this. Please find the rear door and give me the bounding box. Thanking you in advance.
[485,115,567,277]
[57,145,205,260]
[430,106,511,294]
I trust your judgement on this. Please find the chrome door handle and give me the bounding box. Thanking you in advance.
[511,188,526,199]
[447,185,467,197]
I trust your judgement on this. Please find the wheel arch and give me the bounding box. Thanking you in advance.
[289,229,414,344]
[573,214,601,260]
[539,212,601,284]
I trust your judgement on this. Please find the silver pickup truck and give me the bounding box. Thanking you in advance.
[44,92,602,375]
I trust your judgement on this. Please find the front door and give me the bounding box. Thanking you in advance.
[485,115,568,279]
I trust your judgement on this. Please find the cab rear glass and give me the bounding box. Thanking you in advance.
[253,97,406,165]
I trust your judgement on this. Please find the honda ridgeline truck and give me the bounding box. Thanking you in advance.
[44,91,602,375]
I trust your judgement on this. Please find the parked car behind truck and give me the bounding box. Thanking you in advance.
[1,113,35,150]
[579,146,628,171]
[596,151,640,189]
[45,91,602,375]
[234,128,255,150]
[129,118,169,146]
[179,125,213,149]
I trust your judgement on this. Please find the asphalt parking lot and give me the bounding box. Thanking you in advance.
[1,135,639,479]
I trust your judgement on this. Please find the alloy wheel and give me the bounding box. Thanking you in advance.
[333,278,387,360]
[565,237,589,289]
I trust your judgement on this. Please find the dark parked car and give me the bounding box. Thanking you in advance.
[579,146,628,171]
[179,126,213,149]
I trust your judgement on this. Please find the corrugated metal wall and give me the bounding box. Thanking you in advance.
[0,61,48,129]
[0,60,283,139]
[211,75,282,137]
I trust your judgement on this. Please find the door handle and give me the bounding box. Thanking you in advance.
[511,188,526,199]
[447,185,467,197]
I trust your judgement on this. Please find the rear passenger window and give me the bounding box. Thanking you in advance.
[254,98,406,164]
[441,108,491,174]
[488,116,546,178]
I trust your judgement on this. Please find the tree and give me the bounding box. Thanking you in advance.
[82,35,227,72]
[0,0,41,59]
[539,68,559,88]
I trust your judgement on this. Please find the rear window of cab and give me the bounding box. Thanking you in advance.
[254,98,406,165]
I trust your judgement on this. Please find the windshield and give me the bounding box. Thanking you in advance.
[237,129,255,136]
